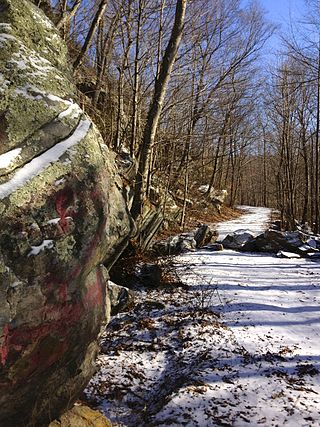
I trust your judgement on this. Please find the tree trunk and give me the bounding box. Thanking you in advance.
[56,0,81,31]
[315,46,320,232]
[93,9,121,107]
[131,0,187,220]
[130,0,144,156]
[73,0,109,71]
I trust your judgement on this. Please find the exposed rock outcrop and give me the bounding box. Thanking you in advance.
[198,186,227,213]
[242,229,320,257]
[0,1,133,425]
[222,228,320,258]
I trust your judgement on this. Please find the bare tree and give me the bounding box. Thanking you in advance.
[131,0,187,220]
[73,0,109,71]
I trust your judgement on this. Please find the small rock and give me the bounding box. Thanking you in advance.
[107,281,134,315]
[178,234,197,252]
[48,404,112,427]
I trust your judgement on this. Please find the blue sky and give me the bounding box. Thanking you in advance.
[260,0,305,26]
[258,0,306,60]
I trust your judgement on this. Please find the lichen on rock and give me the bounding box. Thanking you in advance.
[0,1,133,426]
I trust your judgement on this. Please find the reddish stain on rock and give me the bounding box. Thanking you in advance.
[0,325,10,366]
[57,282,68,303]
[2,271,105,381]
[55,188,76,232]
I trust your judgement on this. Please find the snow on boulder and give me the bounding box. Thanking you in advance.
[0,1,133,426]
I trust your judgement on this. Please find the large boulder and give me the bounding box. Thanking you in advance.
[242,229,320,257]
[222,229,255,250]
[194,224,218,248]
[0,1,132,426]
[242,229,316,255]
[107,281,134,315]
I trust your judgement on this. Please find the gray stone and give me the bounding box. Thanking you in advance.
[151,233,196,256]
[222,229,255,250]
[0,2,133,426]
[194,224,218,248]
[108,281,134,315]
[242,229,319,257]
[206,243,224,251]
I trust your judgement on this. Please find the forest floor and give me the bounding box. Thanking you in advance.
[84,206,320,427]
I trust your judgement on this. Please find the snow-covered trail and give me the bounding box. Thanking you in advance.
[86,206,320,427]
[216,205,271,241]
[173,206,320,426]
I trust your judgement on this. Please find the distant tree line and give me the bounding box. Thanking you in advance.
[241,0,320,232]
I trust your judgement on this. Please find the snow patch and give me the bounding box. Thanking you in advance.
[46,218,60,225]
[0,33,16,45]
[28,240,53,256]
[0,74,10,92]
[0,148,22,169]
[58,102,81,120]
[0,119,91,199]
[30,6,55,30]
[54,178,66,186]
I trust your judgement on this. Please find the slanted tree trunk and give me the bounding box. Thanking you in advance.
[56,0,81,31]
[73,0,109,71]
[130,0,144,156]
[131,0,187,220]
